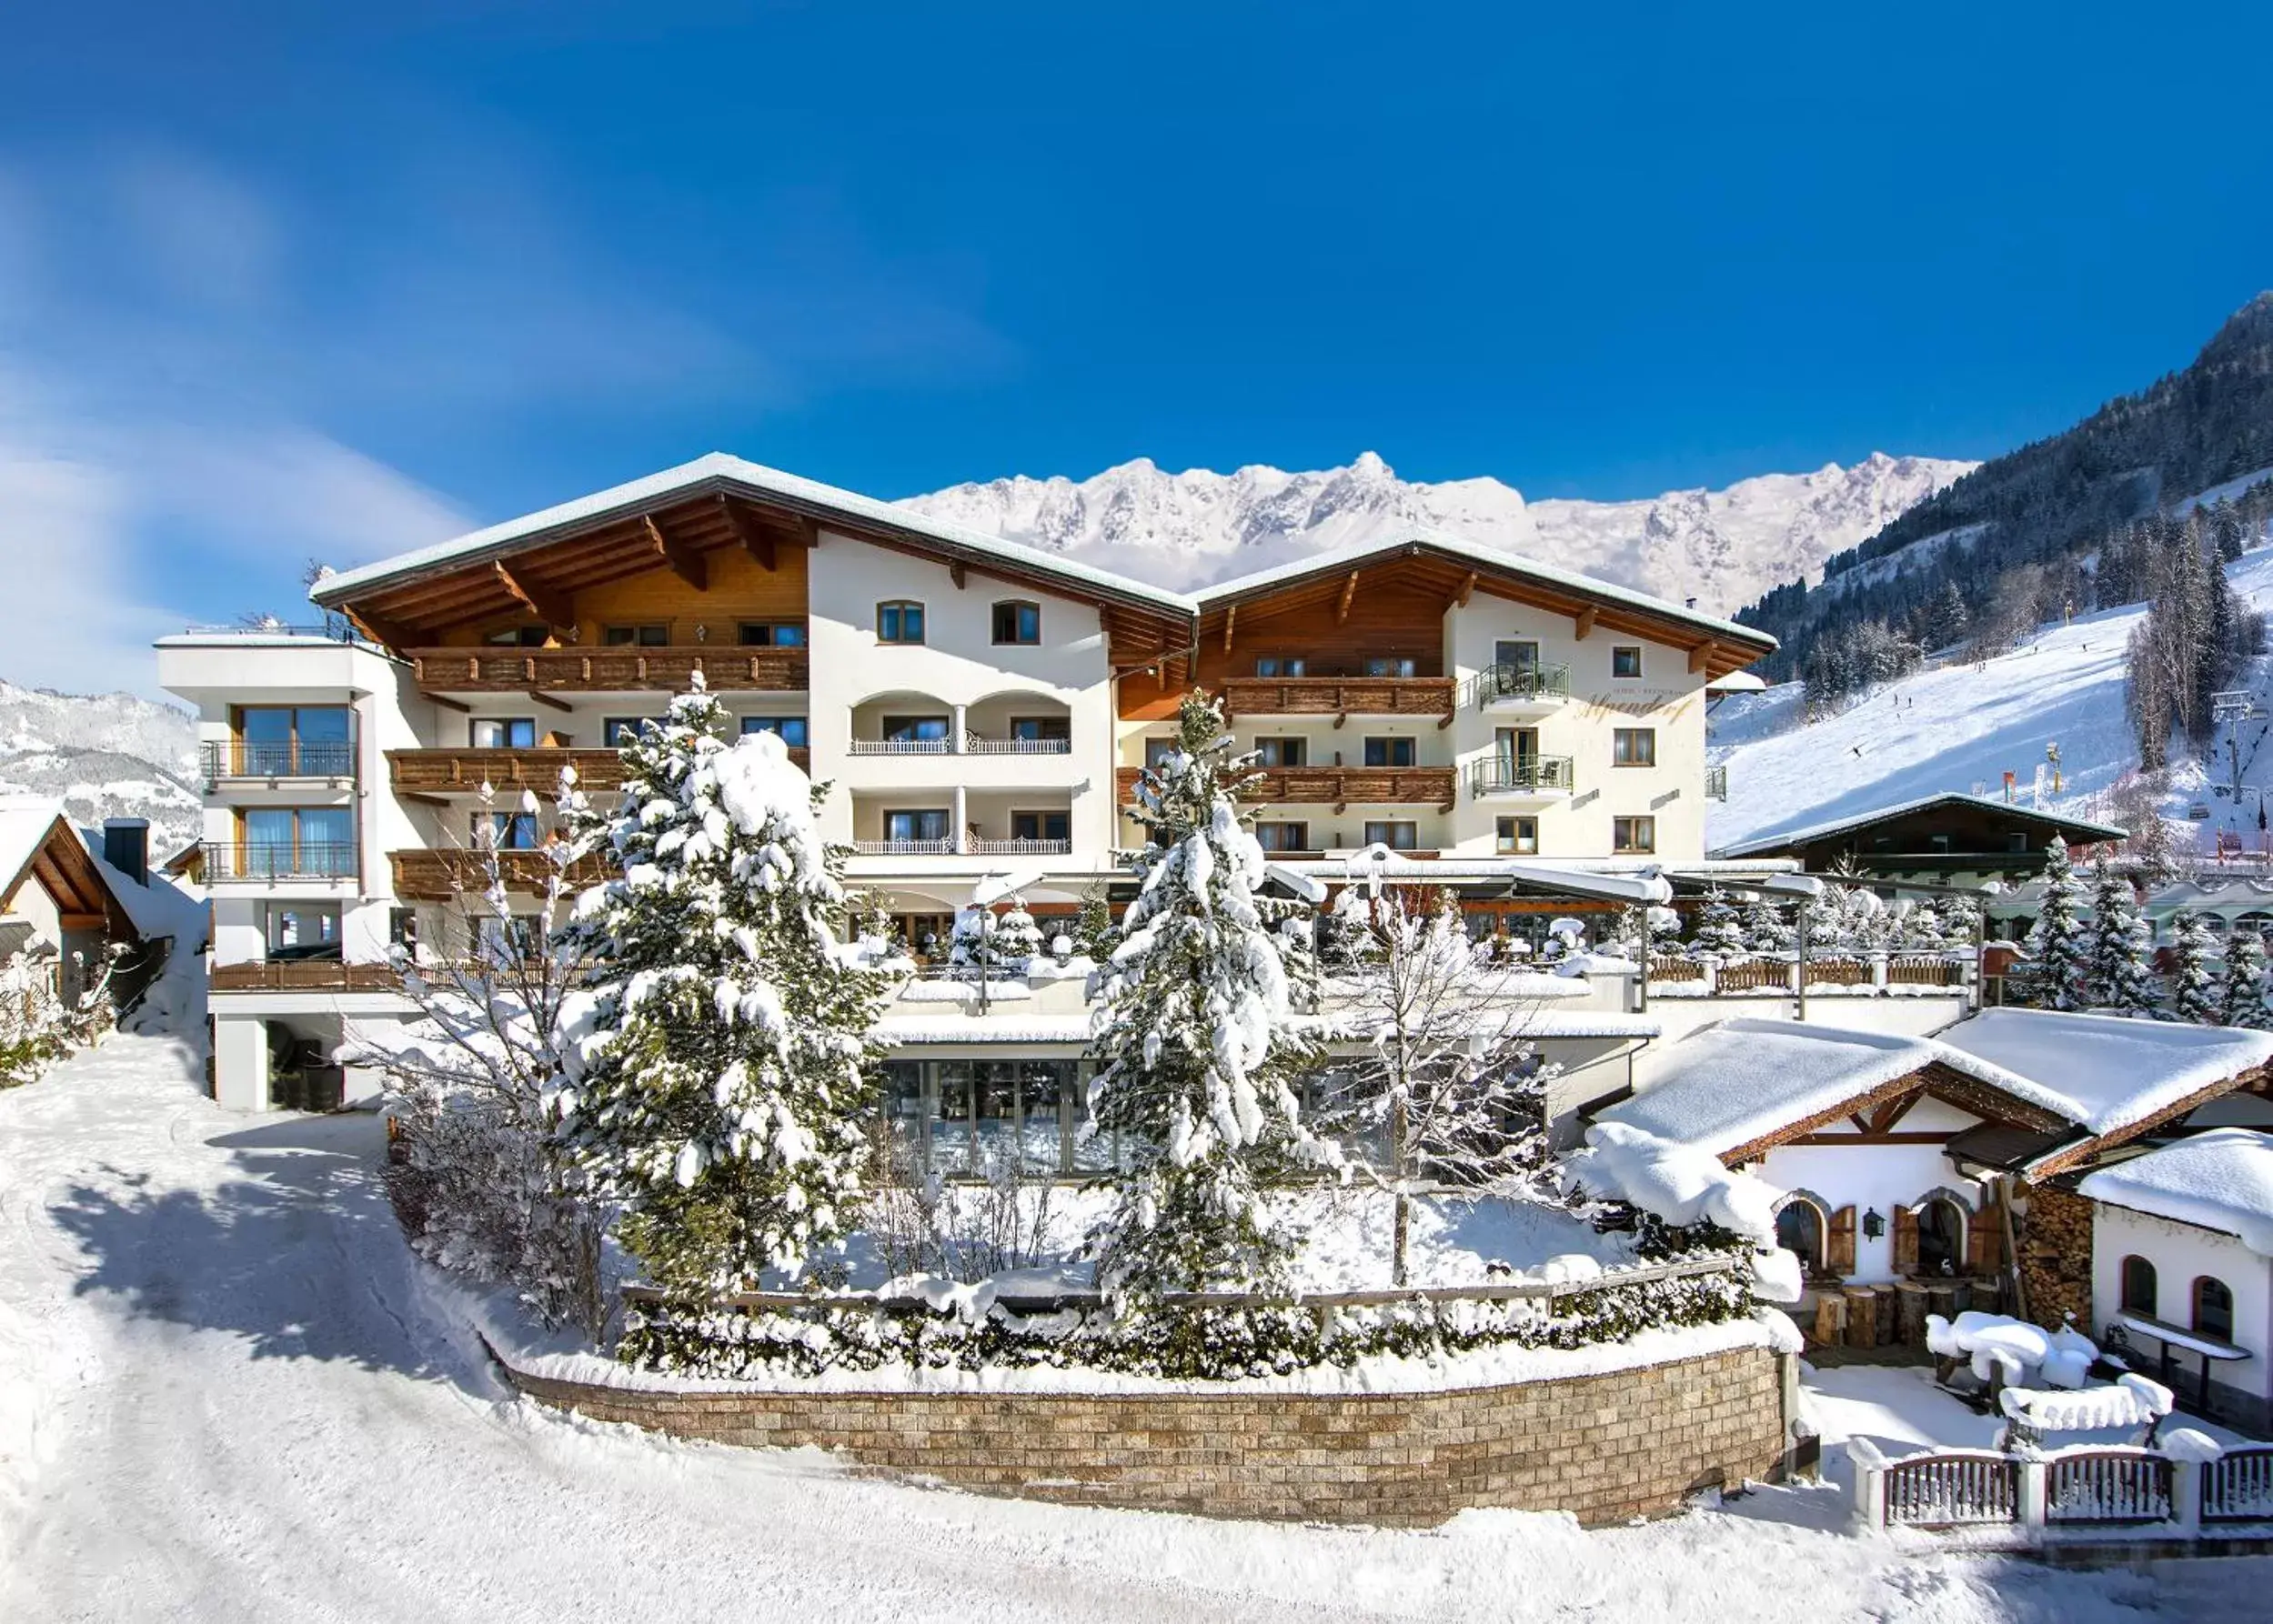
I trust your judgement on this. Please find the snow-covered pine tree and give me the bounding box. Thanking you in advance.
[2170,911,2224,1025]
[554,677,891,1308]
[1085,691,1321,1298]
[2023,837,2092,1010]
[2219,929,2270,1028]
[950,896,1043,974]
[1689,889,1747,960]
[1741,896,1794,954]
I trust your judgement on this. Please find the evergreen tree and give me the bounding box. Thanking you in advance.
[2220,929,2270,1028]
[1927,579,1971,650]
[2170,911,2224,1024]
[1690,888,1748,959]
[1085,692,1321,1298]
[2023,837,2092,1010]
[556,678,890,1306]
[1740,896,1795,954]
[2084,857,2149,1009]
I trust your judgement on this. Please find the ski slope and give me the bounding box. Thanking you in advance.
[1710,544,2273,853]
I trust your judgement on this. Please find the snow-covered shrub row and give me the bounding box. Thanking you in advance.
[615,1264,1754,1383]
[0,946,118,1088]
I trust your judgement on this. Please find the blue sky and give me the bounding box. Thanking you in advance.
[4,2,2272,695]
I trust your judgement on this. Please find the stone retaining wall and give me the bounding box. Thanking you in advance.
[501,1345,1790,1526]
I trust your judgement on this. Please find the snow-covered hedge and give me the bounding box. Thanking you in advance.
[617,1263,1755,1383]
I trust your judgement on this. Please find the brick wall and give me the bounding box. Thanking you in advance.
[2019,1181,2095,1330]
[501,1345,1788,1527]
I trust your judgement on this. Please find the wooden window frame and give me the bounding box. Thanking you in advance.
[601,624,671,647]
[2119,1254,2157,1317]
[1496,816,1539,856]
[737,620,808,647]
[469,717,538,749]
[1009,808,1071,843]
[1611,644,1644,679]
[1363,819,1419,851]
[1255,821,1311,854]
[883,807,952,843]
[1613,815,1656,854]
[1255,655,1308,678]
[602,717,659,747]
[1255,736,1308,768]
[2194,1275,2236,1340]
[1363,736,1418,767]
[991,599,1042,647]
[877,600,926,645]
[1613,727,1657,767]
[740,716,810,747]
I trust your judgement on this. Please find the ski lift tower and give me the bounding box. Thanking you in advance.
[2212,689,2269,817]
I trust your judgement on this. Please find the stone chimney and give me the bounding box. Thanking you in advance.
[104,818,150,887]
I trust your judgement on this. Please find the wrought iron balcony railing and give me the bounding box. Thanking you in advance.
[1464,663,1571,708]
[1465,756,1577,797]
[201,842,360,881]
[202,740,357,785]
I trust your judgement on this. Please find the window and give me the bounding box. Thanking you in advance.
[1144,737,1178,768]
[478,811,542,850]
[740,716,810,747]
[1496,816,1538,856]
[1255,656,1307,678]
[1255,737,1307,768]
[2195,1276,2236,1340]
[1011,810,1071,843]
[240,807,356,877]
[1363,820,1419,850]
[479,914,544,961]
[470,717,537,749]
[388,907,418,950]
[1010,716,1071,743]
[1775,1200,1825,1276]
[1364,737,1416,767]
[236,705,353,777]
[1613,815,1656,854]
[737,621,806,647]
[1364,656,1418,678]
[877,601,926,645]
[1613,728,1656,767]
[2120,1255,2157,1317]
[884,808,950,843]
[264,903,342,958]
[484,625,549,647]
[1612,645,1644,679]
[602,624,670,647]
[991,600,1041,645]
[1494,639,1541,674]
[603,717,658,746]
[1254,822,1310,853]
[881,715,951,744]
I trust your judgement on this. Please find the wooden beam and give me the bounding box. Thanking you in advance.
[1453,569,1478,608]
[420,691,473,714]
[949,561,968,591]
[644,515,707,590]
[528,688,572,714]
[1689,641,1715,674]
[1222,604,1237,654]
[1574,604,1597,640]
[718,496,775,572]
[493,561,574,631]
[341,605,414,651]
[1335,570,1360,625]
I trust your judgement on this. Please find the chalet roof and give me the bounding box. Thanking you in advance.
[1594,1017,2067,1160]
[1191,527,1777,665]
[1711,792,2129,861]
[2078,1128,2273,1253]
[1936,1007,2273,1145]
[0,797,134,938]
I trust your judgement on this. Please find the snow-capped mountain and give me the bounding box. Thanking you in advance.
[905,450,1973,614]
[0,681,201,858]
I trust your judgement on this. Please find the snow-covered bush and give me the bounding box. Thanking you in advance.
[0,945,118,1086]
[1086,691,1322,1299]
[866,1144,1063,1287]
[950,896,1044,975]
[555,677,893,1318]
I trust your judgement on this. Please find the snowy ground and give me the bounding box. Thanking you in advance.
[5,1038,2269,1621]
[1709,540,2273,853]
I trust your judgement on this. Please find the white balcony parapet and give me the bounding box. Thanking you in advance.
[854,837,958,856]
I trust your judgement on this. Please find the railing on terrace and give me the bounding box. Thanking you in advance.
[969,837,1073,856]
[389,847,606,898]
[621,1248,1746,1318]
[849,734,1072,757]
[1220,676,1457,722]
[2203,1445,2273,1522]
[177,621,366,643]
[1464,662,1570,708]
[209,960,403,993]
[1466,757,1576,797]
[407,647,808,694]
[1857,1441,2270,1539]
[1705,764,1728,801]
[1877,1449,2020,1529]
[853,837,958,856]
[2047,1449,2174,1525]
[201,843,359,882]
[1116,765,1455,807]
[202,740,358,784]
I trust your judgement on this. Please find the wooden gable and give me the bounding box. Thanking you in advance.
[1,817,133,937]
[1719,1060,2071,1168]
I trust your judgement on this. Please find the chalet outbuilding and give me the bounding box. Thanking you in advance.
[0,797,146,1001]
[1711,792,2127,887]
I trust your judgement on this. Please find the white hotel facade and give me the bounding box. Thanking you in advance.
[158,453,1777,1121]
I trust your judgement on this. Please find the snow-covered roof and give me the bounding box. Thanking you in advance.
[2078,1128,2273,1253]
[1705,670,1769,694]
[1712,792,2127,861]
[312,452,1201,616]
[875,1007,1662,1049]
[82,842,208,949]
[0,796,66,900]
[1283,854,1673,903]
[1191,526,1775,651]
[1936,1008,2273,1142]
[1596,1017,2057,1158]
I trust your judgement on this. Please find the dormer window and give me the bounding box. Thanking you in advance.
[877,601,926,645]
[991,600,1041,646]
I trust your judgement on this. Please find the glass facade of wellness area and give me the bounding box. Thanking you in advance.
[879,1058,1108,1178]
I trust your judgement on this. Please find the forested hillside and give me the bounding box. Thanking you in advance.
[1737,294,2273,684]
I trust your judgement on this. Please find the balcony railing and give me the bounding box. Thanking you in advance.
[209,960,403,993]
[387,746,812,796]
[1466,756,1577,797]
[390,847,607,899]
[969,837,1073,856]
[849,734,1072,757]
[202,843,360,882]
[1464,663,1570,708]
[1705,763,1728,801]
[202,740,358,785]
[1115,765,1455,807]
[852,837,958,856]
[1220,677,1456,722]
[407,647,808,694]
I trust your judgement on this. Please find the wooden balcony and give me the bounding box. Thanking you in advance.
[390,847,608,899]
[389,745,809,796]
[1220,676,1456,724]
[209,960,403,994]
[407,647,808,695]
[1116,765,1456,809]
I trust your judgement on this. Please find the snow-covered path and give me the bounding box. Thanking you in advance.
[2,1038,2264,1622]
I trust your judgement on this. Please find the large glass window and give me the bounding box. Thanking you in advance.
[241,807,355,877]
[471,717,538,748]
[741,716,810,747]
[603,624,670,647]
[1363,820,1419,850]
[882,715,951,744]
[1010,716,1071,743]
[1255,822,1310,853]
[237,706,352,777]
[1613,816,1656,854]
[877,601,926,645]
[603,717,659,747]
[2120,1255,2157,1316]
[1494,639,1540,675]
[1255,656,1307,677]
[885,808,950,843]
[1613,728,1657,767]
[738,622,806,647]
[264,903,342,958]
[1255,737,1306,768]
[891,1060,1089,1178]
[1364,657,1418,678]
[1011,810,1071,843]
[1364,737,1417,767]
[485,626,548,647]
[479,812,542,850]
[991,600,1041,646]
